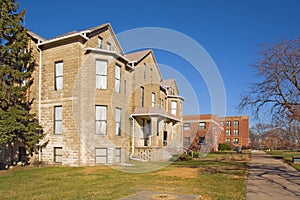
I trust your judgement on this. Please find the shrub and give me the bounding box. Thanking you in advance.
[219,143,232,151]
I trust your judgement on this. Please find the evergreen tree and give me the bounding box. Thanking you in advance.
[0,0,42,156]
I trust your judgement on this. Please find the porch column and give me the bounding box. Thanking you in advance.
[151,117,158,146]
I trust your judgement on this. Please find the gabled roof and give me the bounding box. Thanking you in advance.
[124,49,152,63]
[27,30,46,43]
[160,79,176,88]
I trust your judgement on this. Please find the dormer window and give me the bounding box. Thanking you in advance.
[98,36,102,48]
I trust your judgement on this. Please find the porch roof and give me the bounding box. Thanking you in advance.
[131,107,181,122]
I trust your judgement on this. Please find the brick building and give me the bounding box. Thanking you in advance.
[26,23,184,166]
[183,114,249,152]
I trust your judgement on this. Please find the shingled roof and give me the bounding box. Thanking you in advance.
[124,49,152,63]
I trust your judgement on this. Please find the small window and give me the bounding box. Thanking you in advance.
[226,138,231,143]
[96,60,107,89]
[54,106,62,134]
[115,148,121,163]
[95,106,107,135]
[199,122,206,130]
[226,121,231,127]
[143,63,146,80]
[151,93,155,107]
[115,108,121,136]
[55,61,63,90]
[95,148,107,164]
[234,120,239,127]
[226,130,231,136]
[54,147,62,163]
[171,101,177,115]
[98,36,102,48]
[140,87,144,107]
[233,138,239,144]
[107,42,111,50]
[234,129,239,135]
[115,64,121,93]
[183,123,190,130]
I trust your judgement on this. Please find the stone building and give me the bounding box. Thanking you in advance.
[183,114,249,152]
[27,23,184,166]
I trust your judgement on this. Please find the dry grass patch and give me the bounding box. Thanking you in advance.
[156,167,200,178]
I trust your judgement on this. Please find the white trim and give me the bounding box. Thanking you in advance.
[37,31,90,47]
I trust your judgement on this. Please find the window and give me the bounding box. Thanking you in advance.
[95,148,107,164]
[107,42,111,50]
[55,61,63,90]
[226,121,231,127]
[183,137,190,147]
[199,122,206,130]
[54,106,62,134]
[115,148,121,163]
[171,101,177,115]
[183,123,190,130]
[115,108,121,136]
[98,36,102,48]
[151,93,155,107]
[95,106,107,135]
[96,60,107,89]
[54,147,62,163]
[220,121,224,126]
[226,138,231,143]
[140,87,144,107]
[233,138,239,144]
[143,63,146,79]
[234,129,239,135]
[234,120,239,127]
[115,64,121,93]
[226,130,231,136]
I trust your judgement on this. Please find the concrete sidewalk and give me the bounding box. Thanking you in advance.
[246,150,300,200]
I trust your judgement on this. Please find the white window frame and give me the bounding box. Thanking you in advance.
[95,148,107,164]
[55,61,63,90]
[54,106,62,134]
[96,60,107,89]
[234,129,239,135]
[151,92,155,107]
[171,101,177,115]
[115,64,121,93]
[115,108,121,136]
[95,106,107,135]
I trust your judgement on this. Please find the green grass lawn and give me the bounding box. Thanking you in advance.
[0,152,249,200]
[265,150,300,171]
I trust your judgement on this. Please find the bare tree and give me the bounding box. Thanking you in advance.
[240,38,300,122]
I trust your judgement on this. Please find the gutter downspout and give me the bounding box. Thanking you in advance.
[36,44,42,162]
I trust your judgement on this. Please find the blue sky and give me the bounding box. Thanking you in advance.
[20,0,300,126]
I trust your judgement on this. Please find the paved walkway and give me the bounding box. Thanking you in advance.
[246,150,300,200]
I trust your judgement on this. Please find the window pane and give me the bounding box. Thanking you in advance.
[96,106,106,120]
[55,62,63,76]
[95,121,107,135]
[115,65,121,79]
[55,121,62,134]
[115,79,120,93]
[96,60,107,75]
[55,106,62,120]
[171,101,177,115]
[115,148,121,163]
